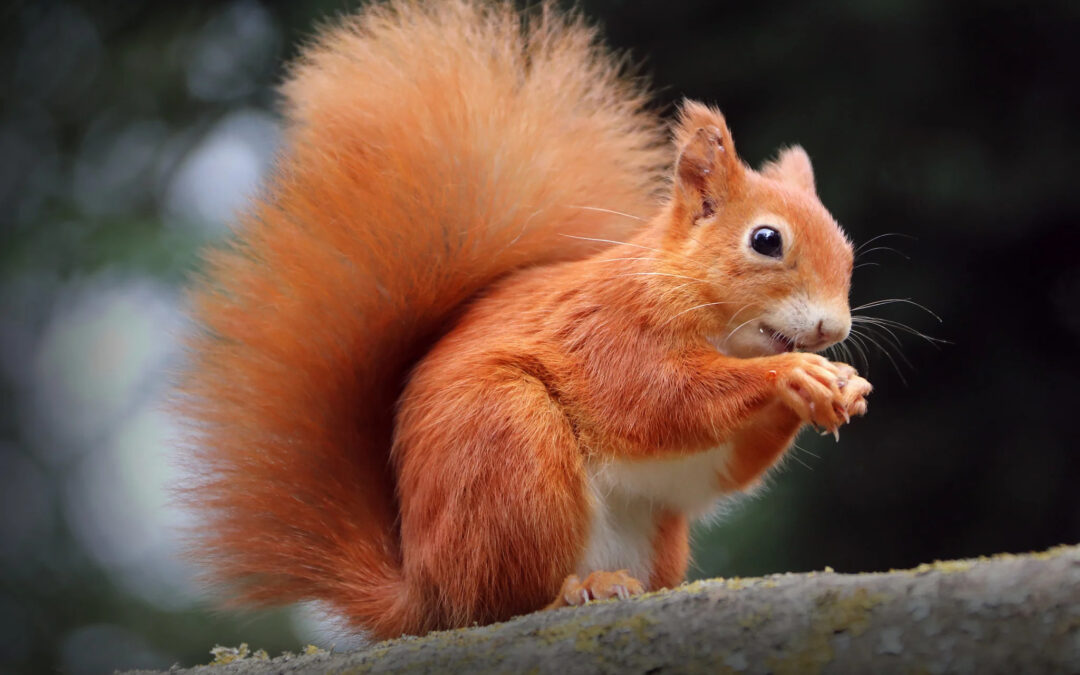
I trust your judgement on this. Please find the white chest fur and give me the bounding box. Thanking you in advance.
[578,444,735,582]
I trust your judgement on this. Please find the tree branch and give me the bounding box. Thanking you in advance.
[136,545,1080,674]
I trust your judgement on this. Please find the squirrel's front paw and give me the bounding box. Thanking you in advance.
[772,353,872,436]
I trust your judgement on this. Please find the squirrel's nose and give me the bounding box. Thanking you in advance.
[815,316,850,347]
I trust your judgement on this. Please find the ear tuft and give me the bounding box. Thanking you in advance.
[761,146,816,193]
[674,100,738,164]
[676,126,721,194]
[673,100,742,199]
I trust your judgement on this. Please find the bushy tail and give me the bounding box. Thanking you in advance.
[179,0,666,638]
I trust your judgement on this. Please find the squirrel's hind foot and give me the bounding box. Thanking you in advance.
[546,569,645,609]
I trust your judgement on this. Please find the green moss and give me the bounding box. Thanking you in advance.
[888,543,1075,576]
[208,643,250,666]
[765,587,889,675]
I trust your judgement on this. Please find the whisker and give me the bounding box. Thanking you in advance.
[850,327,903,383]
[855,323,913,367]
[844,332,871,373]
[725,303,760,332]
[560,233,660,252]
[850,298,942,322]
[565,205,646,222]
[498,208,541,254]
[856,246,910,261]
[854,232,916,255]
[855,317,950,347]
[853,339,870,374]
[840,341,856,367]
[662,281,698,296]
[831,340,856,372]
[792,441,820,460]
[843,332,872,374]
[793,327,813,351]
[588,257,659,264]
[722,315,762,350]
[841,341,854,366]
[853,320,903,349]
[853,262,881,271]
[786,449,814,471]
[852,316,950,346]
[658,301,741,329]
[850,326,908,384]
[559,234,708,270]
[615,272,710,284]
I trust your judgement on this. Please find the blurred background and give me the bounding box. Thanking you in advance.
[1,0,1078,671]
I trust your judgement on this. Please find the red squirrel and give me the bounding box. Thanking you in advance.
[180,0,871,640]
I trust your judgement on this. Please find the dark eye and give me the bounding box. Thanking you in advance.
[750,226,783,258]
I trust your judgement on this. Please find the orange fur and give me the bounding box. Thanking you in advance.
[648,511,690,590]
[180,0,870,640]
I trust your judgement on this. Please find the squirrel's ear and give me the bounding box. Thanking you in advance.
[673,101,743,217]
[761,146,816,194]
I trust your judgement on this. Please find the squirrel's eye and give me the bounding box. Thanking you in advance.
[750,226,783,258]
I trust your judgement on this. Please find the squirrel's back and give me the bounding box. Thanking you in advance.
[179,0,666,637]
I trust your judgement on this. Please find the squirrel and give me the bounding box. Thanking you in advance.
[179,0,872,640]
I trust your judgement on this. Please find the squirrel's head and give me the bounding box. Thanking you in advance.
[663,100,854,358]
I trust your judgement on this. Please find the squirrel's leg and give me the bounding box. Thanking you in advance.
[648,509,690,590]
[395,368,591,629]
[721,399,803,491]
[546,509,686,608]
